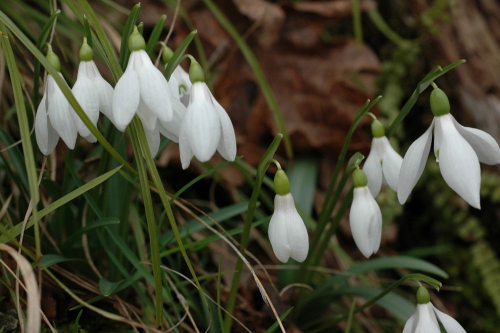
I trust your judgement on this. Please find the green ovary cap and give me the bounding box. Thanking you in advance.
[189,61,205,83]
[274,170,290,196]
[430,87,450,116]
[352,169,368,188]
[79,38,94,61]
[416,287,431,304]
[371,119,385,138]
[46,44,61,71]
[128,26,146,51]
[161,45,174,63]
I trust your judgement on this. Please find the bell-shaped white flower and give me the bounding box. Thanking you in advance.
[363,119,403,197]
[35,46,77,155]
[349,169,382,258]
[70,39,114,142]
[178,61,236,169]
[404,287,466,333]
[398,85,500,209]
[112,26,173,132]
[268,170,309,263]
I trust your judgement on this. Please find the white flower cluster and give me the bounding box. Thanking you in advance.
[35,28,236,169]
[349,85,500,260]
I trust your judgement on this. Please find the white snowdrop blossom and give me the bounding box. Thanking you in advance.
[112,27,173,132]
[404,287,466,333]
[363,119,403,197]
[70,39,113,142]
[178,61,236,169]
[268,170,309,263]
[398,86,500,209]
[35,47,77,155]
[349,169,382,258]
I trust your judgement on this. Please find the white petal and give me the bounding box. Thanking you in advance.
[182,83,220,162]
[112,58,140,131]
[269,194,292,263]
[83,134,97,143]
[451,115,500,165]
[436,114,481,209]
[414,304,441,333]
[136,50,173,123]
[213,98,237,162]
[402,313,416,333]
[178,121,194,169]
[432,305,467,333]
[71,76,99,137]
[282,193,309,262]
[380,136,403,192]
[143,122,160,157]
[35,94,59,155]
[158,97,186,142]
[349,187,382,258]
[398,120,434,204]
[46,75,77,149]
[90,60,115,119]
[137,99,157,132]
[363,138,383,197]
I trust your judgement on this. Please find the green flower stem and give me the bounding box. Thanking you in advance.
[128,122,164,328]
[352,0,363,46]
[318,98,381,228]
[132,118,209,310]
[77,0,123,80]
[367,8,407,46]
[224,134,283,331]
[83,14,92,48]
[386,59,466,138]
[299,153,362,284]
[163,30,197,80]
[202,0,293,158]
[1,23,41,260]
[33,9,60,106]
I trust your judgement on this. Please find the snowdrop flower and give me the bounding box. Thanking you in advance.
[398,84,500,209]
[35,44,77,155]
[404,287,466,333]
[363,118,403,197]
[112,26,173,131]
[268,169,309,263]
[70,38,114,142]
[179,60,236,169]
[349,168,382,258]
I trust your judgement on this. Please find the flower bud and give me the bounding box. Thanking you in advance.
[371,119,385,138]
[79,38,94,61]
[128,26,146,51]
[161,44,174,64]
[46,44,61,71]
[430,87,450,117]
[353,169,368,188]
[189,60,205,83]
[274,170,290,196]
[416,286,431,304]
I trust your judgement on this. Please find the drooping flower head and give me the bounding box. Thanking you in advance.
[403,287,467,333]
[112,26,173,132]
[35,44,77,155]
[349,168,382,258]
[70,38,114,142]
[398,83,500,209]
[178,59,236,169]
[268,168,309,263]
[363,117,403,197]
